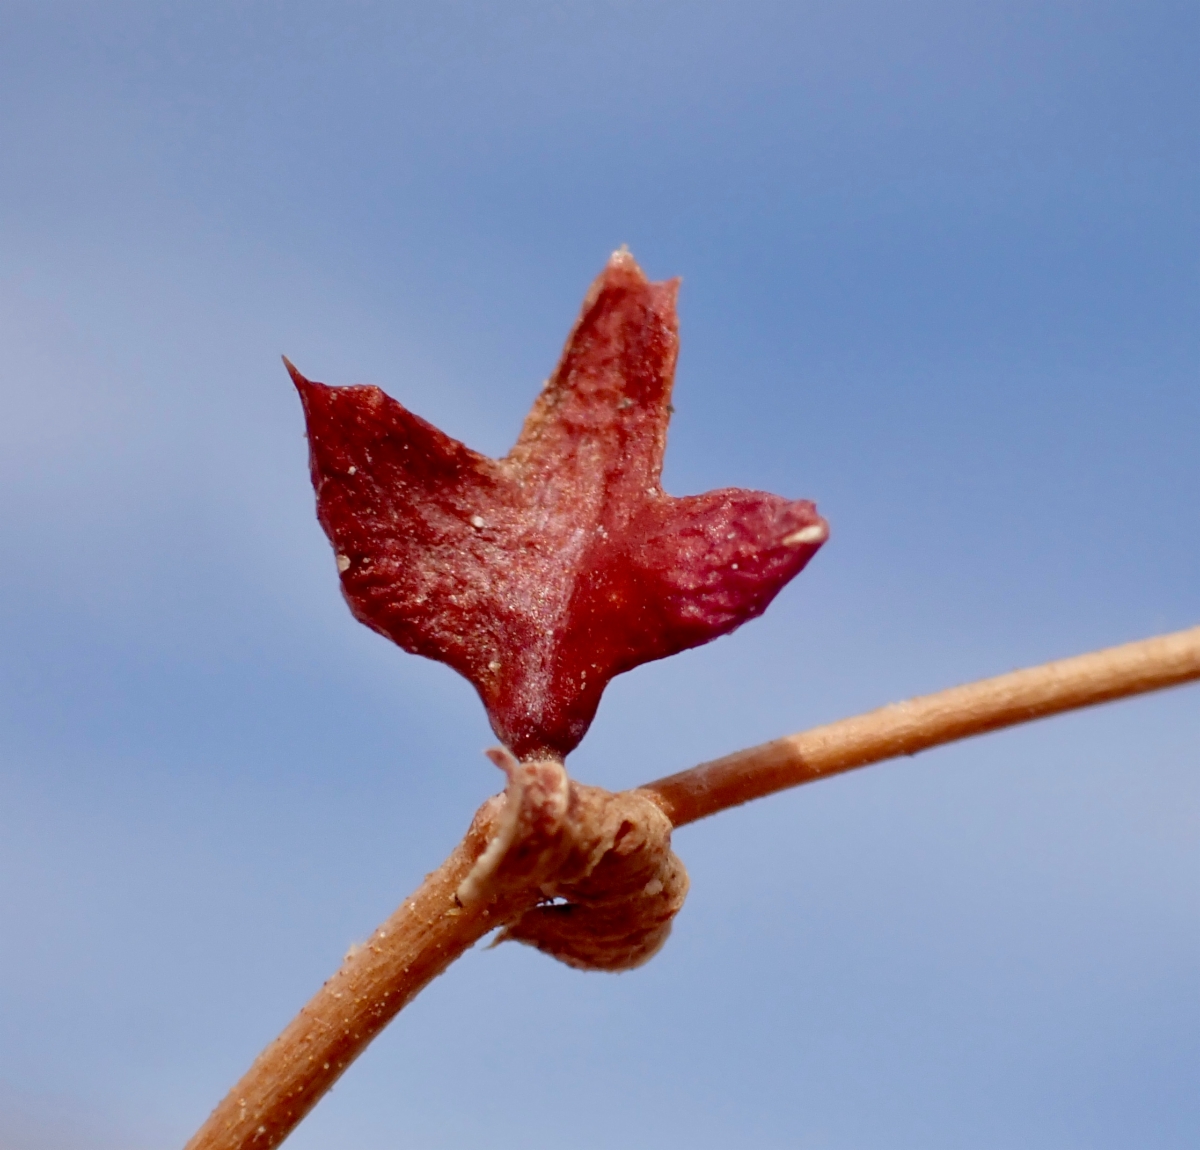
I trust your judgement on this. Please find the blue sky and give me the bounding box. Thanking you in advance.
[1,3,1197,1147]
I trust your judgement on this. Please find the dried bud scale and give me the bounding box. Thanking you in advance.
[457,748,689,972]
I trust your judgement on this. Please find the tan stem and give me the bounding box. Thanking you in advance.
[641,625,1200,827]
[183,624,1200,1149]
[184,800,535,1150]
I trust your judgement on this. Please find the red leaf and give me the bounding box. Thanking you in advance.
[290,250,828,760]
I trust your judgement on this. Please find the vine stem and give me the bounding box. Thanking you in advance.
[185,624,1200,1150]
[183,798,538,1150]
[641,624,1200,826]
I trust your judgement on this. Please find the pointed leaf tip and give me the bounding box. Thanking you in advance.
[282,356,307,391]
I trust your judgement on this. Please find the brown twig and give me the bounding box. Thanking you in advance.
[642,625,1200,826]
[184,624,1200,1150]
[183,798,528,1150]
[185,754,685,1150]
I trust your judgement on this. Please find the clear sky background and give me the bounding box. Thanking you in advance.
[1,3,1197,1147]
